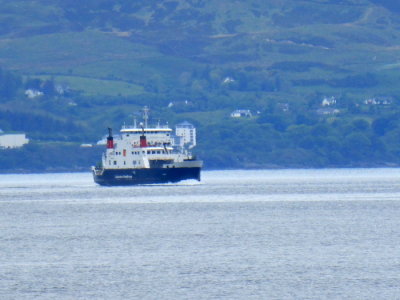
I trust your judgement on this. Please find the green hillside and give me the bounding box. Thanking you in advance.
[2,0,400,170]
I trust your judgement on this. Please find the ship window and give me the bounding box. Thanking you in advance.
[109,160,111,165]
[124,161,126,165]
[114,161,117,165]
[152,151,155,154]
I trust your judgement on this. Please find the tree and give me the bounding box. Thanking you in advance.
[352,119,369,131]
[372,117,393,136]
[0,67,22,100]
[343,133,372,161]
[42,79,56,97]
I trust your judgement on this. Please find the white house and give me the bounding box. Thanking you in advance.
[0,133,29,149]
[321,96,336,106]
[80,143,93,148]
[25,89,43,99]
[223,77,235,84]
[364,97,392,105]
[175,121,196,148]
[230,109,252,118]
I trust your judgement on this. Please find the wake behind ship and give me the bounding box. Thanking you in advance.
[92,107,202,186]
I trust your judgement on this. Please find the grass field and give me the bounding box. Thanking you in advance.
[33,75,144,96]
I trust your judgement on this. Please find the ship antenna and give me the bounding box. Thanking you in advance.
[143,106,149,128]
[140,122,144,134]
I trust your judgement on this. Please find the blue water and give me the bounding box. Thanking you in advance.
[1,169,400,299]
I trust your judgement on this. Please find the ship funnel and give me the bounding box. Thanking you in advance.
[107,127,114,149]
[140,125,147,147]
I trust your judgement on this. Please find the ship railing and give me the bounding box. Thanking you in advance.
[171,148,192,156]
[132,142,172,148]
[122,124,170,129]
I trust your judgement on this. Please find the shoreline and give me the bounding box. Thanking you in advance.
[1,164,399,175]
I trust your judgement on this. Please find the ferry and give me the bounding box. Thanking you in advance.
[92,107,202,185]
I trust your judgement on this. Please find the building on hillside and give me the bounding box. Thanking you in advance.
[175,121,196,148]
[364,97,393,105]
[167,100,193,108]
[80,143,93,148]
[321,96,336,106]
[230,109,252,118]
[0,133,29,149]
[277,103,290,112]
[222,77,235,84]
[25,89,43,99]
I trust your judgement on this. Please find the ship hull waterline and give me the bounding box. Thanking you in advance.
[93,167,201,186]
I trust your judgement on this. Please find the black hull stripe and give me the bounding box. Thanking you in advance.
[93,167,201,186]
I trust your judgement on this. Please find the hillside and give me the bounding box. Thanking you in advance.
[2,0,400,170]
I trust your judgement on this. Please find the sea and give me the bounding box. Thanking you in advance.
[1,169,400,300]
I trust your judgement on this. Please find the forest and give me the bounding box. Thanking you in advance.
[2,65,400,172]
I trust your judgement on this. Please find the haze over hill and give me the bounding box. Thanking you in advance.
[2,0,400,170]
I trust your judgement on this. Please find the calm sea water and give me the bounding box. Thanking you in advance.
[1,169,400,299]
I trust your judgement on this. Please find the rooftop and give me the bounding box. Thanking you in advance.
[176,121,194,127]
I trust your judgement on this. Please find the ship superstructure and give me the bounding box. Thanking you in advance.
[92,107,202,185]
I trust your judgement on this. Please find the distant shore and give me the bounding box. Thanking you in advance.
[1,163,399,175]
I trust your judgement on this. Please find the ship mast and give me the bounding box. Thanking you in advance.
[143,106,149,128]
